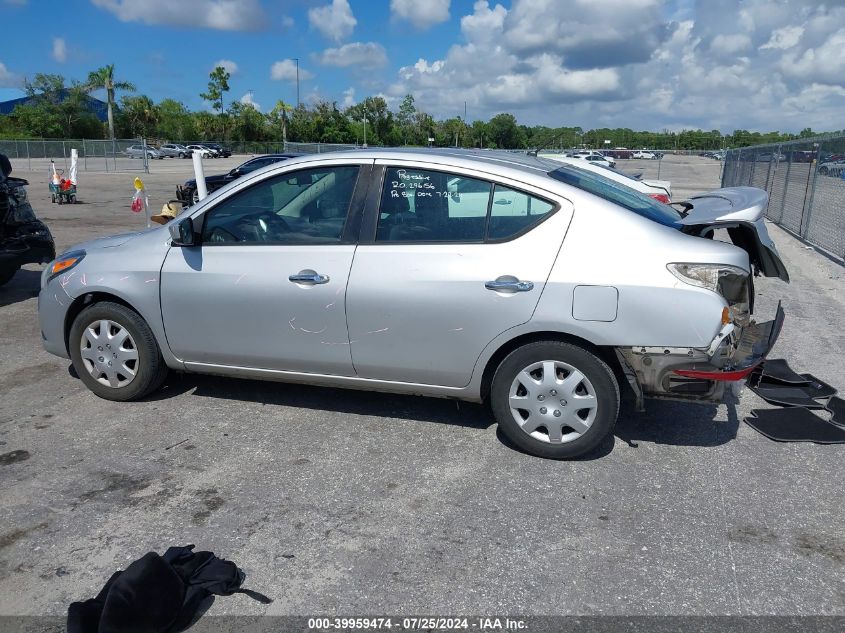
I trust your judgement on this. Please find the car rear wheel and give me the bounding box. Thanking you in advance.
[69,302,168,401]
[490,341,619,459]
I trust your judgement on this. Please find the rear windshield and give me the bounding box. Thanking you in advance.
[548,165,681,226]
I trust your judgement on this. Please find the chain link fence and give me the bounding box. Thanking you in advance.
[0,138,150,172]
[721,134,845,259]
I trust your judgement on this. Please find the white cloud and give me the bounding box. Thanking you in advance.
[761,25,804,50]
[710,33,751,55]
[780,27,845,85]
[91,0,266,31]
[213,59,238,75]
[239,92,261,111]
[390,0,450,30]
[342,86,355,108]
[52,37,67,63]
[0,61,19,87]
[270,59,314,82]
[380,0,845,132]
[308,0,356,43]
[316,42,387,69]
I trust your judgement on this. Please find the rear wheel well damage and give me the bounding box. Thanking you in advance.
[63,292,138,355]
[479,331,625,403]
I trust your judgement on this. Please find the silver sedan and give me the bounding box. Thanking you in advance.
[37,149,788,458]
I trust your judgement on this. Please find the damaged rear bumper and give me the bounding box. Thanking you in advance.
[618,303,785,404]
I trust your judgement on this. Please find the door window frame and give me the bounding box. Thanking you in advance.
[358,163,560,245]
[191,162,373,247]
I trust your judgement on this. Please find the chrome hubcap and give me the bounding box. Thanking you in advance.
[79,319,139,388]
[508,360,598,444]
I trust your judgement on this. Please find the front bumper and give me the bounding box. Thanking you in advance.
[1,220,56,271]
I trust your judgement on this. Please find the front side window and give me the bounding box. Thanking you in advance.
[202,165,360,244]
[376,168,491,242]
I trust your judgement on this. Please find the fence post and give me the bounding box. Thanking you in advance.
[777,151,791,224]
[26,140,31,171]
[763,146,774,193]
[800,142,821,239]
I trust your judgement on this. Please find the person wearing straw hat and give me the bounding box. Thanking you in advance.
[150,201,185,225]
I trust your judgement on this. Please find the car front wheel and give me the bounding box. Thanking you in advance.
[69,301,168,401]
[490,341,619,459]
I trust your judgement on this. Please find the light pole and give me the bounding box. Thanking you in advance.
[362,116,367,148]
[293,58,300,108]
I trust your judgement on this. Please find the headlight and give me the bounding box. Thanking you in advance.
[45,250,86,282]
[667,263,748,294]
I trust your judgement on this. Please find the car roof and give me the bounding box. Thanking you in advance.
[282,148,562,180]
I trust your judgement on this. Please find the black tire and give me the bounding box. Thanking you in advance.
[69,301,168,401]
[819,167,828,176]
[179,153,186,158]
[0,266,17,287]
[490,341,619,459]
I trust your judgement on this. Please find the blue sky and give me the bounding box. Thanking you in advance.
[1,0,844,132]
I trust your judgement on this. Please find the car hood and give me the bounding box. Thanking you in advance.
[183,173,229,187]
[678,186,789,282]
[61,231,143,255]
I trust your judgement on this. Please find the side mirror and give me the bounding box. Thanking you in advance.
[229,168,241,177]
[169,217,196,247]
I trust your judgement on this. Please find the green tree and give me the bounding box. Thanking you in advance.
[268,100,294,143]
[397,94,417,145]
[84,64,136,139]
[200,66,230,137]
[15,74,100,138]
[156,98,194,140]
[117,95,159,138]
[487,113,525,149]
[228,101,266,142]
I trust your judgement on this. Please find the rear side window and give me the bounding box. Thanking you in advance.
[376,167,557,243]
[548,165,681,227]
[377,168,490,242]
[488,185,555,240]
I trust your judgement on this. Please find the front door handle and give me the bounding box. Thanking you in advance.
[485,279,534,292]
[289,271,330,285]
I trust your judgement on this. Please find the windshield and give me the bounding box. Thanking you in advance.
[548,164,681,226]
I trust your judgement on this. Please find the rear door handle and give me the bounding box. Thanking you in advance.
[485,279,534,292]
[289,271,330,285]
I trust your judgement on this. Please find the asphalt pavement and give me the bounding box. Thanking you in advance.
[0,154,843,621]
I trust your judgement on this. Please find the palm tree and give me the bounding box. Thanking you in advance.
[85,64,135,139]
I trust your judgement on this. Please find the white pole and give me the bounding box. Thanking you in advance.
[192,151,208,201]
[69,148,78,185]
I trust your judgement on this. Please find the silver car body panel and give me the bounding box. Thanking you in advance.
[38,149,787,403]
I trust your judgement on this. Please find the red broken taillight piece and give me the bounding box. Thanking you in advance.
[673,363,761,381]
[649,193,671,204]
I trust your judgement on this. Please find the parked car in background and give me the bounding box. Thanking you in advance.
[817,159,845,176]
[632,150,657,160]
[176,153,303,204]
[158,144,192,159]
[204,143,232,158]
[0,154,55,286]
[125,145,162,160]
[539,153,672,202]
[572,152,616,168]
[38,149,788,459]
[186,145,215,158]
